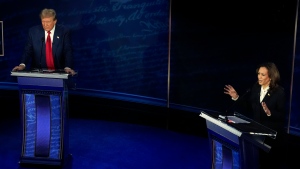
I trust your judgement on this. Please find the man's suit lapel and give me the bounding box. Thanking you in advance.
[37,28,45,61]
[52,25,61,58]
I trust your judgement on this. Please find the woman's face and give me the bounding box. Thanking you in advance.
[257,67,271,88]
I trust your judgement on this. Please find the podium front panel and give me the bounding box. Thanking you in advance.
[18,76,64,87]
[12,73,69,166]
[200,111,270,169]
[208,128,241,169]
[22,92,63,159]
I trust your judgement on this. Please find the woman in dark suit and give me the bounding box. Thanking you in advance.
[224,62,286,169]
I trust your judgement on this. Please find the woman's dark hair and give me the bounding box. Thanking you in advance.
[256,62,280,90]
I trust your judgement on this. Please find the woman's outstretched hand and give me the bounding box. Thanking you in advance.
[224,85,239,100]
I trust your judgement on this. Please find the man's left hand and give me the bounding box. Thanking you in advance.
[64,68,76,76]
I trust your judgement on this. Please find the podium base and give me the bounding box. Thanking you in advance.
[19,154,73,168]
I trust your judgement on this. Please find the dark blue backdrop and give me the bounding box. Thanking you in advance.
[0,0,300,136]
[0,21,3,56]
[0,0,169,104]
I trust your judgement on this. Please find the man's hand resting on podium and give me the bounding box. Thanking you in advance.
[64,67,76,76]
[12,64,76,76]
[12,64,26,72]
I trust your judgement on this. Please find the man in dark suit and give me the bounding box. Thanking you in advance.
[12,8,75,75]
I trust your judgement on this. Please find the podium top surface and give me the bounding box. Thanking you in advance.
[11,70,70,79]
[200,111,277,138]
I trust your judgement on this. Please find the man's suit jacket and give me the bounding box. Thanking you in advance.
[21,24,73,70]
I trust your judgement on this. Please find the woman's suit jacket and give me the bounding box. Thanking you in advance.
[240,82,286,133]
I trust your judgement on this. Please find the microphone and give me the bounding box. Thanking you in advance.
[39,37,44,72]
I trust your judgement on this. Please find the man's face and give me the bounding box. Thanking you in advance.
[41,17,57,31]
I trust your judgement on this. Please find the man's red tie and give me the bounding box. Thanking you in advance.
[46,31,55,70]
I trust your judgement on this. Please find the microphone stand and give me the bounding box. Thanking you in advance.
[225,88,251,119]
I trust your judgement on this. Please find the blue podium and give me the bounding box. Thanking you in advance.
[11,71,71,166]
[200,111,276,169]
